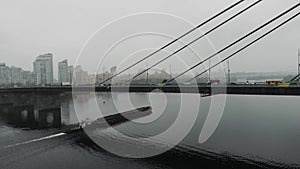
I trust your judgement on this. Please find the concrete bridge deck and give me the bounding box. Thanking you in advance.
[0,86,300,96]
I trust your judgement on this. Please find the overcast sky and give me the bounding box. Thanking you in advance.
[1,0,300,78]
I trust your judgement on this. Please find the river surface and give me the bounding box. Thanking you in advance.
[0,92,299,169]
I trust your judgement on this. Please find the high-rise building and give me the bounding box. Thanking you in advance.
[21,71,36,85]
[58,60,69,84]
[0,63,11,85]
[10,66,22,84]
[73,66,88,86]
[68,66,74,84]
[33,53,53,85]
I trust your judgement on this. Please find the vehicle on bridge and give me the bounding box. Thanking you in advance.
[157,79,170,87]
[279,81,298,87]
[265,80,283,85]
[265,74,299,87]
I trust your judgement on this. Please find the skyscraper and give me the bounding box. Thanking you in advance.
[58,60,69,84]
[0,63,11,85]
[33,53,53,85]
[10,66,22,84]
[68,66,74,84]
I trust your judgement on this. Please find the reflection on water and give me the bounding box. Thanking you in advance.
[0,103,61,129]
[0,92,152,129]
[0,92,299,168]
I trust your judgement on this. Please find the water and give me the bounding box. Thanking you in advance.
[0,92,299,169]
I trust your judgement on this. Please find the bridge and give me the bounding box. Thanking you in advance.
[1,85,300,96]
[1,1,300,97]
[92,1,300,94]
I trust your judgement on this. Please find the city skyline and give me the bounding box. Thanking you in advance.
[1,1,300,76]
[0,54,298,87]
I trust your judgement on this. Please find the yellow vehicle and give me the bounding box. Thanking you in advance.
[278,83,290,87]
[266,74,299,86]
[265,80,283,85]
[279,81,298,87]
[157,83,166,87]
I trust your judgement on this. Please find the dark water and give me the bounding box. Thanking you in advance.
[0,92,299,169]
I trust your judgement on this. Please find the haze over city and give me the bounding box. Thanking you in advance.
[1,0,300,76]
[2,1,300,169]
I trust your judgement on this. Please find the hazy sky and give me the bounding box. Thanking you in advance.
[1,0,300,78]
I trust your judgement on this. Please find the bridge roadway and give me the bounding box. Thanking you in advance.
[0,85,300,96]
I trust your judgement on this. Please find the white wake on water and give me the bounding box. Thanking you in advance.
[4,132,66,148]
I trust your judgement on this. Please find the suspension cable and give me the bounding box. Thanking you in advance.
[99,0,245,84]
[167,3,300,83]
[188,12,300,83]
[126,0,262,83]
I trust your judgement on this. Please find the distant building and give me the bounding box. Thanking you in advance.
[58,60,70,84]
[73,66,88,86]
[150,70,169,80]
[68,66,74,84]
[96,71,113,84]
[110,66,117,75]
[21,71,36,85]
[88,74,96,85]
[0,63,35,86]
[0,63,11,85]
[10,66,22,84]
[33,53,53,85]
